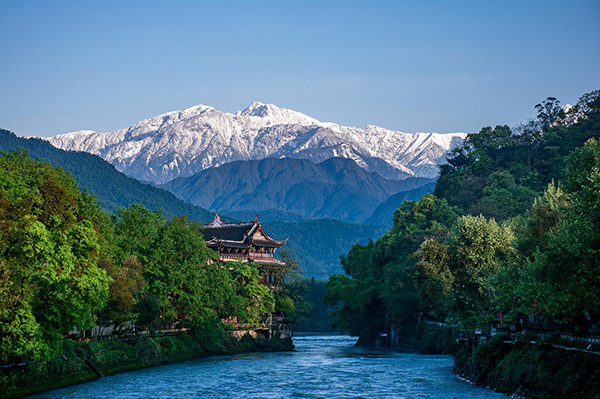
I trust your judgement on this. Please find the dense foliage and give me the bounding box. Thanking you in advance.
[0,151,109,361]
[454,334,600,398]
[326,89,600,347]
[0,129,213,222]
[0,152,275,364]
[284,277,334,332]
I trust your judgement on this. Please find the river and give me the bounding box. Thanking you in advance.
[31,335,507,398]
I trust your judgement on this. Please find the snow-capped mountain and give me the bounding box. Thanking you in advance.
[45,102,467,184]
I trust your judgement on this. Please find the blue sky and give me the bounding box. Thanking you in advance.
[1,0,599,136]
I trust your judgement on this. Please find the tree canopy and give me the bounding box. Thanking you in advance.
[0,151,109,361]
[327,89,600,347]
[0,151,279,364]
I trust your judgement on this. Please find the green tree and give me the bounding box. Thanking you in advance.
[514,182,566,258]
[98,255,144,332]
[228,262,274,323]
[0,151,109,362]
[533,138,600,317]
[415,238,453,314]
[326,194,460,345]
[447,215,514,327]
[144,216,217,321]
[474,170,538,220]
[114,203,165,264]
[535,97,565,130]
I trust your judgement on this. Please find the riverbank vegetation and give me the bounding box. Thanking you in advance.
[0,330,292,398]
[0,150,283,370]
[454,334,600,398]
[326,89,600,395]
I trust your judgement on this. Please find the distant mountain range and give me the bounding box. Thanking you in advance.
[4,101,462,276]
[160,156,434,223]
[364,182,437,225]
[44,102,466,184]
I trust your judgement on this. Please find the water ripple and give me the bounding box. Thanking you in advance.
[30,335,506,398]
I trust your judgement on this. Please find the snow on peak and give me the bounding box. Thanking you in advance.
[236,101,321,126]
[146,104,216,125]
[238,101,274,117]
[44,102,467,184]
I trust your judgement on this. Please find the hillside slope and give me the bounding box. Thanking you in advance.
[364,182,437,225]
[160,157,434,223]
[0,128,213,222]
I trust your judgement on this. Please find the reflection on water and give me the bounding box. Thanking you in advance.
[31,335,506,398]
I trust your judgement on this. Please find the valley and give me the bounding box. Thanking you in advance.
[6,104,461,278]
[1,126,438,278]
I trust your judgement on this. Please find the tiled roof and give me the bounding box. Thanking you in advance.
[202,223,253,242]
[202,214,286,249]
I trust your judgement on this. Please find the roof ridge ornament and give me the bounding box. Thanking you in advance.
[208,212,223,228]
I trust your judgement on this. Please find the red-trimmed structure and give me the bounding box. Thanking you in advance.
[202,214,288,285]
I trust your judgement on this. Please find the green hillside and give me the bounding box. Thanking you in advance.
[326,89,600,358]
[0,128,213,222]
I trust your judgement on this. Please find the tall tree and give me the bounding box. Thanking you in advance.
[0,151,109,362]
[535,97,565,130]
[326,194,460,345]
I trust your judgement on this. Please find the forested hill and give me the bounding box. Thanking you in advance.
[435,98,600,220]
[0,128,213,222]
[326,89,600,357]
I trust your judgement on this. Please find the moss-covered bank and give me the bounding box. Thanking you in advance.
[454,335,600,399]
[0,332,294,398]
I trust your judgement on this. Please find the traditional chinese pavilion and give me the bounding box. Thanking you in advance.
[202,213,288,270]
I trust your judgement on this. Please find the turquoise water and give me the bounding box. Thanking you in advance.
[31,335,507,398]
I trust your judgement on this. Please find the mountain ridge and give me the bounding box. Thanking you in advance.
[43,102,466,184]
[364,182,437,225]
[1,127,392,278]
[160,156,435,223]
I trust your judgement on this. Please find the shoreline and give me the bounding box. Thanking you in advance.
[292,331,344,337]
[1,331,294,399]
[454,335,600,399]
